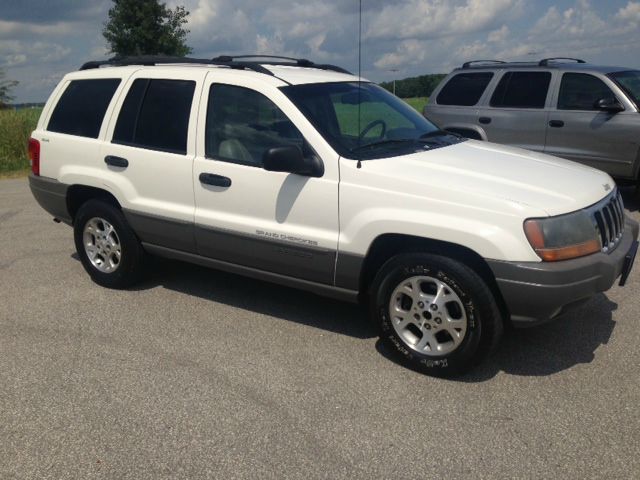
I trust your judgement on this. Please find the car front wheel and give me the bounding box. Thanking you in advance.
[370,253,503,377]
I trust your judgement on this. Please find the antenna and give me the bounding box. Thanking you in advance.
[357,0,362,169]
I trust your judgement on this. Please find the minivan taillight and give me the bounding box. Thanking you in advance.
[28,138,40,176]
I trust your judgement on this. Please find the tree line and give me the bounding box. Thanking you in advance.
[379,74,447,98]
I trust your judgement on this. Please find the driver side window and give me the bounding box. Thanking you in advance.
[205,84,307,167]
[558,73,616,111]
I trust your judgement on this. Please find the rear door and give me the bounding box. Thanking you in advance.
[102,68,206,252]
[192,74,340,284]
[425,71,495,139]
[478,70,553,152]
[544,72,639,178]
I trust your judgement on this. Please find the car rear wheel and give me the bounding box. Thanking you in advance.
[73,200,145,289]
[370,253,503,377]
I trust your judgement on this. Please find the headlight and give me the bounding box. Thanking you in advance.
[524,210,601,261]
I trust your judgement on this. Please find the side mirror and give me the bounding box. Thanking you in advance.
[595,98,624,113]
[263,145,324,177]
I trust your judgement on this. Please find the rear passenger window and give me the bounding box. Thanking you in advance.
[558,73,616,110]
[436,73,494,106]
[205,84,308,167]
[490,72,551,109]
[113,79,195,154]
[48,79,120,138]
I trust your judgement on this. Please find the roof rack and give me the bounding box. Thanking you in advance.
[212,54,352,74]
[538,57,586,66]
[462,60,506,69]
[79,54,352,76]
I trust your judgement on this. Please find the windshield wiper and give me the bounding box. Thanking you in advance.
[419,129,457,139]
[350,138,419,153]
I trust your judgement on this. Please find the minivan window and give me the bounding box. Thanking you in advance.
[558,73,616,110]
[205,84,308,167]
[609,70,640,108]
[48,79,120,138]
[436,72,494,106]
[113,78,195,154]
[490,71,551,109]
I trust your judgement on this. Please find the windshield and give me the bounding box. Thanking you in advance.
[609,70,640,108]
[281,82,464,160]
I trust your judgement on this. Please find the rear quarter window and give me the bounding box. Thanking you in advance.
[436,72,494,106]
[47,79,121,138]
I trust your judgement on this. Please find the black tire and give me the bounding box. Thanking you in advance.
[370,253,503,377]
[73,200,145,289]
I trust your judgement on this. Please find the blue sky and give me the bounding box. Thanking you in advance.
[1,0,639,102]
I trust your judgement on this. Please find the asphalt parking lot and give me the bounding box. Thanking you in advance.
[1,177,639,479]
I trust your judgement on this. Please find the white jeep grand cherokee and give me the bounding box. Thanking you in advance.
[28,55,638,377]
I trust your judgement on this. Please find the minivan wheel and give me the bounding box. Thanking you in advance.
[370,253,503,377]
[73,200,145,289]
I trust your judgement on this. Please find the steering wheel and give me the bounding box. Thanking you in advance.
[359,119,387,141]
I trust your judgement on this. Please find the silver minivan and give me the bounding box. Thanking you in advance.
[424,58,640,182]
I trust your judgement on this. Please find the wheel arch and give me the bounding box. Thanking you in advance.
[359,233,508,319]
[67,185,122,223]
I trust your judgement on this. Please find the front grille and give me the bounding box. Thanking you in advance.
[588,190,625,253]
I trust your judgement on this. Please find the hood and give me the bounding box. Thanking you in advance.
[358,140,614,217]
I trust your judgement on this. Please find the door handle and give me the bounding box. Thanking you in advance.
[104,155,129,168]
[199,172,232,187]
[479,117,492,125]
[549,120,565,128]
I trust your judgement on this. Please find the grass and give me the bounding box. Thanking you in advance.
[403,97,429,112]
[331,97,430,138]
[0,108,41,175]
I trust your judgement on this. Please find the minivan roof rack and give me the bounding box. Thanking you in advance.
[539,57,586,66]
[462,60,506,69]
[79,54,352,76]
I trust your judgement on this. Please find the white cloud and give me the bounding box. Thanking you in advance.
[0,19,74,37]
[366,0,523,40]
[616,1,640,23]
[2,0,640,103]
[488,25,509,42]
[0,39,70,66]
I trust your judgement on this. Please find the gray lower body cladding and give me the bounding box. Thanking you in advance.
[30,174,639,324]
[28,174,72,224]
[488,218,640,327]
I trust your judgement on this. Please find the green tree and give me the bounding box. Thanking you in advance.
[103,0,192,57]
[0,68,18,108]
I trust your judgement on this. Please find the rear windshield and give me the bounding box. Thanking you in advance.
[48,79,121,138]
[436,72,494,106]
[609,70,640,108]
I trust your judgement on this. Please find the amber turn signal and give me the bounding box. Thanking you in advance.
[524,219,601,261]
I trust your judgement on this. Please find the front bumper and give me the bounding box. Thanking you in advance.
[488,217,639,327]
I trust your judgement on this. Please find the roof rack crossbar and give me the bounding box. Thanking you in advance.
[462,60,506,69]
[212,54,351,74]
[539,57,586,66]
[80,54,352,76]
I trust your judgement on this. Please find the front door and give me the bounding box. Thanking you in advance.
[544,72,640,178]
[193,76,339,284]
